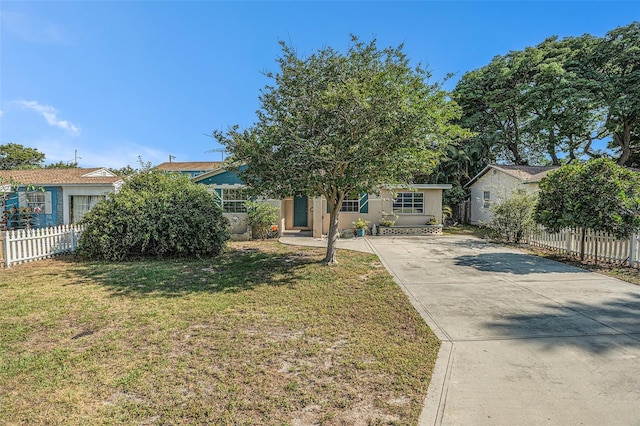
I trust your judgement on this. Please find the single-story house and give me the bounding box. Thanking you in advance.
[0,168,123,229]
[192,164,451,238]
[464,164,559,225]
[155,161,222,177]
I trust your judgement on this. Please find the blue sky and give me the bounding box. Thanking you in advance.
[1,1,638,169]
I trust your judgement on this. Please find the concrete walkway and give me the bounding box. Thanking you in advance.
[279,235,374,254]
[365,235,640,425]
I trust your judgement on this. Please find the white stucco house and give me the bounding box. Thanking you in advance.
[464,164,559,225]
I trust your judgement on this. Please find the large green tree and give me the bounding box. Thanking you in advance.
[587,22,640,166]
[215,36,470,263]
[534,158,640,259]
[0,143,45,169]
[449,21,639,179]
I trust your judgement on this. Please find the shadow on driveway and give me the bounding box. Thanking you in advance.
[454,252,586,275]
[483,292,640,353]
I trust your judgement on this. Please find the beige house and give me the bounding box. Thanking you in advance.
[191,164,450,238]
[464,165,558,225]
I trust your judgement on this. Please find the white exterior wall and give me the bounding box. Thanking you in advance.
[468,171,539,225]
[61,185,119,225]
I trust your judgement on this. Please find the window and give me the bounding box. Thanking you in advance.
[71,195,105,223]
[340,194,360,212]
[218,188,249,213]
[27,192,46,213]
[483,191,491,209]
[393,192,424,214]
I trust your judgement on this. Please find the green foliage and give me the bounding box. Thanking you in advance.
[488,190,538,243]
[215,36,470,262]
[244,200,279,239]
[450,21,639,173]
[0,143,45,170]
[44,161,78,169]
[77,169,230,260]
[534,158,640,238]
[353,218,370,230]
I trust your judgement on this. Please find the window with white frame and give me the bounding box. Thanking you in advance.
[483,191,491,209]
[393,192,424,214]
[340,193,360,212]
[220,188,249,213]
[71,195,105,223]
[27,192,46,213]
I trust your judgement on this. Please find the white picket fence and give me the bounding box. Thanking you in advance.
[1,225,84,268]
[525,226,639,268]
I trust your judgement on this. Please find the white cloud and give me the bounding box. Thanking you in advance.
[35,138,170,169]
[16,100,80,136]
[0,10,68,45]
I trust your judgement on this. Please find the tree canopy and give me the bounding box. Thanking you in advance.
[0,143,46,170]
[433,22,640,194]
[215,36,470,263]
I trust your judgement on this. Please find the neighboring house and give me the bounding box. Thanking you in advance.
[155,161,222,177]
[193,165,451,238]
[0,168,123,229]
[464,164,559,225]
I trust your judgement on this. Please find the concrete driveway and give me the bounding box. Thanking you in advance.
[366,235,640,426]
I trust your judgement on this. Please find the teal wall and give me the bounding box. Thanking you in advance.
[3,186,59,229]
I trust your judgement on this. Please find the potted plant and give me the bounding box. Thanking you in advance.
[378,212,398,227]
[353,217,370,237]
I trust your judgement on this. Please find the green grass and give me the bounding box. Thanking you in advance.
[0,241,439,425]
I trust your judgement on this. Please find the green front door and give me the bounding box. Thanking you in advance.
[293,196,308,227]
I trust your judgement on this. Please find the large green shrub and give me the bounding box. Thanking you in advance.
[488,189,537,243]
[77,169,230,260]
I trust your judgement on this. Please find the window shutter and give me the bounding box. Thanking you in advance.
[44,191,53,214]
[359,193,369,214]
[18,192,27,208]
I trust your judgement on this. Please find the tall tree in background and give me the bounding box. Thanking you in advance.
[587,22,640,166]
[215,36,470,263]
[447,21,639,186]
[0,143,45,169]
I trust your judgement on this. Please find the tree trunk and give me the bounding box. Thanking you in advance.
[323,210,341,264]
[580,228,586,261]
[615,122,632,166]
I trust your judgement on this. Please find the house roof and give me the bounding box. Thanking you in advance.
[156,162,223,172]
[0,168,122,185]
[464,164,559,188]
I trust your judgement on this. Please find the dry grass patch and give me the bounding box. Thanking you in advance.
[0,241,439,425]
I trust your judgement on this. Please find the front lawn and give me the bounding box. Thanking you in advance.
[0,241,439,425]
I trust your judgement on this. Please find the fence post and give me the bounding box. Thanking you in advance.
[565,228,572,254]
[631,233,637,268]
[3,230,9,268]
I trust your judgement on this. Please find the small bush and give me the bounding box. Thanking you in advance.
[77,169,230,260]
[245,200,279,239]
[488,189,537,243]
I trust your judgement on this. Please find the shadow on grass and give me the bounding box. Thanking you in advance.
[65,246,321,297]
[483,292,640,353]
[454,252,586,275]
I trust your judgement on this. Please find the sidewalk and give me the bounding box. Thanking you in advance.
[278,235,374,254]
